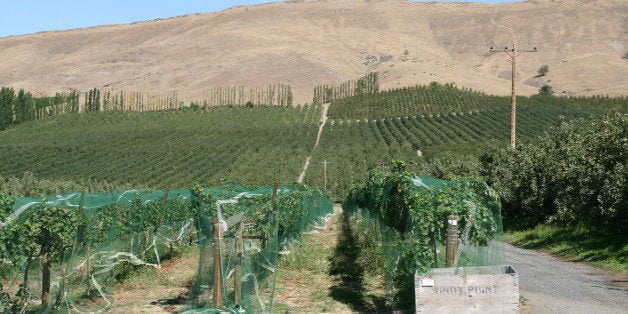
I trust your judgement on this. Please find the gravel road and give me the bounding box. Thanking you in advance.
[504,243,628,313]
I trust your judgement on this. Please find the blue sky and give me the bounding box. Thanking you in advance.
[0,0,513,38]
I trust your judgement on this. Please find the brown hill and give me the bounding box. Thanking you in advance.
[0,0,626,104]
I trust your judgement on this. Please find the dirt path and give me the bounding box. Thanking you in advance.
[274,205,390,313]
[297,103,329,183]
[106,249,197,313]
[505,243,628,313]
[105,211,628,313]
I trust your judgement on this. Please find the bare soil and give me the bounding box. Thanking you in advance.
[108,249,197,313]
[0,0,625,103]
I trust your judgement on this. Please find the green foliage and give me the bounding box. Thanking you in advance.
[313,73,379,104]
[538,84,554,96]
[0,193,15,254]
[85,88,101,112]
[306,105,614,198]
[26,205,80,260]
[0,184,332,312]
[0,172,130,196]
[1,84,294,130]
[327,82,625,120]
[504,225,628,272]
[537,64,549,76]
[13,89,34,125]
[0,193,13,215]
[192,183,333,243]
[390,159,407,173]
[419,153,483,180]
[343,170,501,306]
[196,84,293,107]
[0,106,321,189]
[0,204,79,310]
[0,87,15,130]
[0,87,81,131]
[33,90,80,118]
[480,112,627,232]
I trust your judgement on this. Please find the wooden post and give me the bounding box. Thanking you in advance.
[212,221,224,307]
[323,160,327,190]
[41,250,51,308]
[320,160,331,190]
[446,215,458,268]
[272,182,279,207]
[489,45,536,149]
[234,221,244,305]
[510,44,517,149]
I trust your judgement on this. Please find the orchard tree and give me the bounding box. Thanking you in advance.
[1,204,79,309]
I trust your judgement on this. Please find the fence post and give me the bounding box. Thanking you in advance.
[212,221,224,307]
[234,221,243,305]
[446,215,458,268]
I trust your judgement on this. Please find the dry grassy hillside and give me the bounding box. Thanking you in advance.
[0,0,625,104]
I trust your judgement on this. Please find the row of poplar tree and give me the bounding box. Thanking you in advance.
[313,72,379,104]
[0,87,81,130]
[0,83,296,131]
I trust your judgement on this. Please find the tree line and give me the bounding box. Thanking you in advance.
[0,87,80,131]
[0,84,296,131]
[190,83,294,107]
[313,72,379,104]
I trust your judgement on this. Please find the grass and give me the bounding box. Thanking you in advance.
[504,225,628,273]
[274,213,354,313]
[273,211,390,313]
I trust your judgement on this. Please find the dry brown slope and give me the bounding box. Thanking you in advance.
[0,0,625,104]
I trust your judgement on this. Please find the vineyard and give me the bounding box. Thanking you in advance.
[342,168,503,307]
[0,80,626,312]
[1,82,624,199]
[0,184,333,313]
[327,82,627,120]
[0,105,321,190]
[305,104,621,197]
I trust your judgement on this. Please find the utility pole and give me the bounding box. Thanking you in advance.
[378,161,389,173]
[490,44,537,149]
[320,160,331,190]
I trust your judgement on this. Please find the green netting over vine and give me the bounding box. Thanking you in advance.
[0,184,333,313]
[343,169,503,307]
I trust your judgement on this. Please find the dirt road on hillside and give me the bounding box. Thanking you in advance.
[297,103,329,183]
[505,244,628,313]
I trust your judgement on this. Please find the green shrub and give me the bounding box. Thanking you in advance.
[537,64,549,76]
[480,112,627,232]
[538,84,554,96]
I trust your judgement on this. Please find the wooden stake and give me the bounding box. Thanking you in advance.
[320,160,331,190]
[212,221,224,307]
[510,47,517,149]
[234,221,243,305]
[41,251,51,308]
[446,215,458,268]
